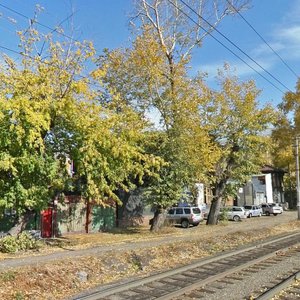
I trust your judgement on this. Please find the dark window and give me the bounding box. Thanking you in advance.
[168,209,175,215]
[233,207,242,211]
[176,208,183,214]
[258,176,266,185]
[192,208,201,214]
[184,208,191,214]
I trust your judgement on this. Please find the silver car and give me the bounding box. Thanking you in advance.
[166,206,203,228]
[244,205,263,218]
[221,206,247,222]
[261,203,283,216]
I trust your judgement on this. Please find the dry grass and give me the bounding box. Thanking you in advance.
[0,214,300,300]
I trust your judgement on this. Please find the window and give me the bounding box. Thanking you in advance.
[192,208,201,214]
[232,207,242,211]
[168,209,175,215]
[176,208,183,214]
[184,208,191,214]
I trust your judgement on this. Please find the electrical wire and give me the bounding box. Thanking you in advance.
[0,3,78,43]
[226,0,299,79]
[177,0,293,93]
[0,3,104,91]
[0,44,22,56]
[1,1,292,95]
[166,0,286,94]
[0,42,103,91]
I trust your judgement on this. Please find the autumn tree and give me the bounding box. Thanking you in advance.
[271,78,300,203]
[98,0,250,230]
[0,24,161,234]
[202,67,276,224]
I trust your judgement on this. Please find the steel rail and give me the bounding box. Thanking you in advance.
[257,271,300,300]
[72,232,300,300]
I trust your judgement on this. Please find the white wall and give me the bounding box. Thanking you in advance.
[265,173,273,203]
[195,183,205,207]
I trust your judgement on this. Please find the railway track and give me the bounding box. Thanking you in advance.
[71,232,300,300]
[256,271,300,300]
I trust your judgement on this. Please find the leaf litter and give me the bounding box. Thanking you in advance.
[0,216,299,300]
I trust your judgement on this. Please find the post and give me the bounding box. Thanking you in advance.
[52,199,58,238]
[295,137,300,220]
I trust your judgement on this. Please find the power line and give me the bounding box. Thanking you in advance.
[0,3,78,43]
[39,12,75,56]
[177,0,293,93]
[0,4,102,90]
[0,44,22,56]
[0,43,103,91]
[226,0,299,79]
[166,0,286,94]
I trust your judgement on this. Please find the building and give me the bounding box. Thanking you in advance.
[237,165,285,207]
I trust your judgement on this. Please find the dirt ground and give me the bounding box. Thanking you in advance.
[0,211,299,300]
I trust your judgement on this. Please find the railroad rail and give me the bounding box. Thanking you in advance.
[71,232,300,300]
[256,271,300,300]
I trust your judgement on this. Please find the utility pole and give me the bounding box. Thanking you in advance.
[295,136,300,220]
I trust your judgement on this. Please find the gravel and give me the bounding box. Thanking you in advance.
[195,249,300,300]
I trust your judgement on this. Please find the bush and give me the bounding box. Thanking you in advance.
[219,208,229,222]
[0,232,39,253]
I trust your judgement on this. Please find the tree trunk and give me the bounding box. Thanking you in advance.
[150,206,166,232]
[206,197,222,225]
[85,198,91,233]
[206,181,226,225]
[8,210,35,236]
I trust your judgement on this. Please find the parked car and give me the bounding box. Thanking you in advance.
[220,206,247,222]
[261,203,283,216]
[243,205,263,218]
[269,203,283,214]
[166,206,203,228]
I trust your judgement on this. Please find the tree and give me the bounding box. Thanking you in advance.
[0,26,161,234]
[202,67,276,224]
[98,0,251,231]
[271,78,300,202]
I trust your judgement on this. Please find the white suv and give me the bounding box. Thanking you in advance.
[166,206,203,228]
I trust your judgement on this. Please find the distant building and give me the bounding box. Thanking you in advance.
[237,165,285,207]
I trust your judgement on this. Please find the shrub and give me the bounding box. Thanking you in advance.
[0,232,39,253]
[0,235,19,253]
[219,208,229,222]
[16,232,37,251]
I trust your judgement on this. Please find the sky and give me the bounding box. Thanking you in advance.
[0,0,300,108]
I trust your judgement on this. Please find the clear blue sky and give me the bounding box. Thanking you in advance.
[0,0,299,107]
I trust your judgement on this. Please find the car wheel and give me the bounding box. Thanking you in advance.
[273,213,278,216]
[233,215,240,222]
[265,211,270,216]
[181,219,189,228]
[248,213,252,218]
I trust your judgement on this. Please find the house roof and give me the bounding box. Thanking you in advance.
[261,165,286,174]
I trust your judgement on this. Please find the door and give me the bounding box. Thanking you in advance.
[41,208,52,238]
